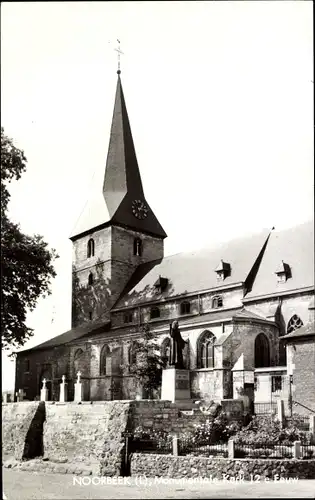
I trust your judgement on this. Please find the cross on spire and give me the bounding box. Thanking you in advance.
[114,39,124,74]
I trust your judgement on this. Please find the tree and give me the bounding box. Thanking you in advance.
[1,127,58,351]
[128,324,166,398]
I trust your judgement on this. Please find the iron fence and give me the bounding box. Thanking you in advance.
[300,442,315,459]
[286,416,310,431]
[234,442,293,459]
[129,437,172,455]
[178,438,228,458]
[254,402,277,415]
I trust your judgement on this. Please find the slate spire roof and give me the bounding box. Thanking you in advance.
[71,73,167,240]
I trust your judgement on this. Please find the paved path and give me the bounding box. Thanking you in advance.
[3,469,315,499]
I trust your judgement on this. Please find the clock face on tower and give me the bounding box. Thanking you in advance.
[132,199,148,220]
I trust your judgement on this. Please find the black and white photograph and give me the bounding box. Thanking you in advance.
[1,1,314,499]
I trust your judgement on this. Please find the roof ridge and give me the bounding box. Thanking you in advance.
[163,228,271,260]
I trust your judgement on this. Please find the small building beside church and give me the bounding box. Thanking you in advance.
[14,71,315,414]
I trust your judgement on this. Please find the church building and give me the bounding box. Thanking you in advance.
[14,70,315,414]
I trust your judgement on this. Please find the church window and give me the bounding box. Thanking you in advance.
[254,333,270,368]
[25,359,30,373]
[133,238,143,256]
[150,306,160,319]
[124,311,133,324]
[287,315,303,334]
[100,345,111,375]
[73,348,84,376]
[212,295,223,308]
[88,272,94,285]
[89,311,93,320]
[180,301,191,315]
[87,238,95,258]
[128,343,137,366]
[198,331,216,368]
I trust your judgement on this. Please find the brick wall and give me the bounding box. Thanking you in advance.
[288,338,315,414]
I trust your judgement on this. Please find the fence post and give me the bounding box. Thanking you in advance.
[172,434,178,457]
[277,400,284,427]
[310,415,315,436]
[228,439,235,459]
[293,441,301,459]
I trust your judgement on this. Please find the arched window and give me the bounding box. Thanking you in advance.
[128,343,138,367]
[161,337,171,367]
[133,238,143,256]
[150,306,160,319]
[73,348,84,376]
[198,331,216,368]
[180,301,191,315]
[212,295,223,308]
[88,272,94,285]
[287,315,303,334]
[87,238,95,258]
[254,333,270,368]
[100,345,111,375]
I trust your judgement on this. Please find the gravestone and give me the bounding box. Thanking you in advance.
[59,375,68,403]
[40,379,48,402]
[74,371,83,402]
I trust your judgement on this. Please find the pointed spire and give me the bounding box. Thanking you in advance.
[103,74,144,217]
[102,74,167,238]
[71,72,167,240]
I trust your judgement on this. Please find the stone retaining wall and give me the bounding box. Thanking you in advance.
[2,402,45,460]
[128,400,218,434]
[131,453,315,479]
[44,401,131,475]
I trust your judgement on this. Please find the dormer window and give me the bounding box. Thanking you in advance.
[180,301,191,315]
[133,238,142,256]
[215,260,231,281]
[124,311,133,324]
[154,276,168,293]
[150,306,160,319]
[88,272,94,286]
[87,238,95,258]
[212,295,223,308]
[275,261,291,283]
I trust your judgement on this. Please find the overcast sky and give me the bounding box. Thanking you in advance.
[1,1,313,391]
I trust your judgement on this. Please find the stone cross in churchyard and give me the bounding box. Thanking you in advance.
[16,389,26,402]
[40,379,48,402]
[59,375,68,403]
[74,371,83,403]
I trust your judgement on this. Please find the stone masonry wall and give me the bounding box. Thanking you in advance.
[2,402,45,460]
[43,401,131,476]
[131,453,315,480]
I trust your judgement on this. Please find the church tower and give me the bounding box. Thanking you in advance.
[70,71,167,328]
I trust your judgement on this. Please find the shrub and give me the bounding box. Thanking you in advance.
[233,415,311,445]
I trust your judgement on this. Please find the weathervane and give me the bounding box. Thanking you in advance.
[114,39,124,74]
